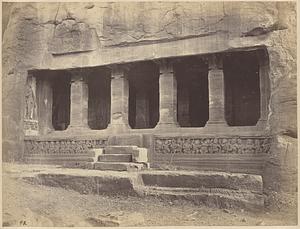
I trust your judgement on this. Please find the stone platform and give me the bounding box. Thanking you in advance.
[4,163,264,211]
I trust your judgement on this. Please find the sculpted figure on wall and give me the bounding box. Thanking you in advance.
[24,76,39,135]
[24,76,37,120]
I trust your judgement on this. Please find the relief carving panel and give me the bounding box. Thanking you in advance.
[154,137,272,155]
[24,139,107,155]
[48,20,97,55]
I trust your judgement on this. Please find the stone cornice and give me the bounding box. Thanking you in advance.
[35,34,268,71]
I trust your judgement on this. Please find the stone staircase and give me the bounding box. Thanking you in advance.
[88,146,149,171]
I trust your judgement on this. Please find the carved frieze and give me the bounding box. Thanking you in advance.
[24,139,107,155]
[154,137,272,155]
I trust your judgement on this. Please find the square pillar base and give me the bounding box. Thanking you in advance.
[107,123,131,134]
[66,125,91,133]
[155,122,179,130]
[205,120,228,128]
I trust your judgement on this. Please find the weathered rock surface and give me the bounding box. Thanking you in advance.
[141,170,262,192]
[263,135,297,192]
[85,212,145,227]
[2,2,297,193]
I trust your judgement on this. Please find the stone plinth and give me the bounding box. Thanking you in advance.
[108,65,130,133]
[206,54,228,127]
[68,72,89,130]
[155,60,178,129]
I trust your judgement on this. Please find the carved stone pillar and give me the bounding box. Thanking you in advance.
[67,70,89,130]
[155,59,178,128]
[37,75,54,134]
[108,65,130,132]
[206,54,228,127]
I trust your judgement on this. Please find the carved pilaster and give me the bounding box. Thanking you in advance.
[256,50,270,129]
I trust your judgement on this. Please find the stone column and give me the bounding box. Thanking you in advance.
[155,59,178,128]
[108,65,130,132]
[37,75,54,134]
[67,70,89,130]
[206,54,228,127]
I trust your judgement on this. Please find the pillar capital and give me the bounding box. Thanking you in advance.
[67,69,90,83]
[208,53,223,70]
[153,59,174,74]
[67,68,81,76]
[109,64,130,79]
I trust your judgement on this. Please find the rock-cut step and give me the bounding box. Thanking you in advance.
[93,162,146,171]
[104,146,140,155]
[98,154,132,162]
[87,145,149,171]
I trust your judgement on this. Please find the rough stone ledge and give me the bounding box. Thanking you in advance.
[139,186,264,211]
[23,174,137,196]
[5,163,264,211]
[140,170,263,193]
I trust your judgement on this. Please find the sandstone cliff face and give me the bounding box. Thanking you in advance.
[2,2,296,191]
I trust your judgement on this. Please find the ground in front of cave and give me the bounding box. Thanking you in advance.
[2,163,297,227]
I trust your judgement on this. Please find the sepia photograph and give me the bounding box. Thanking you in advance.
[2,1,297,227]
